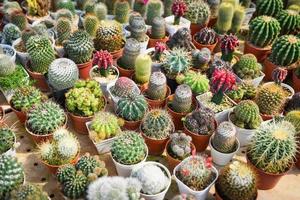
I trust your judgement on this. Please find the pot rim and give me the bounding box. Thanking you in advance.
[141,85,171,103]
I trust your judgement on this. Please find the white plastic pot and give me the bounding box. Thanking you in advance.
[12,38,30,66]
[264,82,295,99]
[209,135,240,166]
[165,15,191,36]
[173,157,218,200]
[235,71,265,87]
[0,44,16,62]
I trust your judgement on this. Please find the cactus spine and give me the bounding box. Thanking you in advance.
[172,84,192,113]
[146,0,164,25]
[256,0,283,17]
[276,9,300,35]
[134,54,152,84]
[56,17,72,46]
[114,0,130,24]
[84,14,100,38]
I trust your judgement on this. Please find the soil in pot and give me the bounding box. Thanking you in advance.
[141,85,171,109]
[116,58,134,78]
[25,62,50,92]
[244,41,271,63]
[77,59,93,80]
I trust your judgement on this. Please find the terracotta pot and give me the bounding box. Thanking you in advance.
[116,59,134,78]
[192,34,218,52]
[260,113,276,121]
[246,153,291,190]
[263,57,278,81]
[244,41,271,63]
[42,152,79,174]
[25,63,50,92]
[68,112,93,134]
[165,140,196,171]
[10,103,26,123]
[142,86,171,109]
[215,189,257,200]
[166,95,198,130]
[141,131,169,156]
[147,35,169,48]
[183,119,217,152]
[111,48,124,61]
[77,59,92,80]
[292,70,300,92]
[190,22,208,37]
[131,74,148,91]
[122,119,141,131]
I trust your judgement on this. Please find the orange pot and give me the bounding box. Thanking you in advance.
[68,112,93,134]
[263,58,278,81]
[10,103,26,123]
[192,34,218,52]
[142,86,171,109]
[111,48,124,61]
[190,22,208,37]
[141,130,169,156]
[122,119,141,131]
[42,152,79,174]
[147,35,169,48]
[244,41,271,63]
[77,59,92,80]
[116,59,134,78]
[292,70,300,92]
[25,63,50,92]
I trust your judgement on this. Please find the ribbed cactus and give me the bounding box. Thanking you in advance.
[94,20,125,52]
[194,27,217,45]
[0,54,16,76]
[114,0,130,24]
[169,132,192,160]
[176,70,209,95]
[129,15,147,42]
[56,8,73,21]
[248,120,297,174]
[141,109,174,139]
[151,17,166,39]
[111,131,147,165]
[256,0,283,17]
[215,2,234,34]
[48,58,79,91]
[111,77,140,98]
[276,9,300,35]
[172,84,192,113]
[215,161,257,200]
[84,14,100,38]
[10,10,28,31]
[220,34,239,63]
[172,194,196,200]
[172,0,188,25]
[0,155,24,199]
[118,38,141,69]
[84,0,96,14]
[233,54,262,80]
[10,184,49,200]
[191,48,211,71]
[21,28,37,47]
[75,153,108,178]
[57,164,76,183]
[249,16,281,48]
[184,0,210,25]
[3,23,21,44]
[56,17,72,46]
[134,54,152,84]
[27,0,49,17]
[57,0,76,14]
[26,35,55,74]
[95,3,108,21]
[116,94,148,121]
[62,171,88,199]
[146,72,168,100]
[269,35,300,66]
[212,122,237,153]
[63,30,94,64]
[146,0,163,25]
[0,128,15,154]
[285,110,300,132]
[231,6,245,34]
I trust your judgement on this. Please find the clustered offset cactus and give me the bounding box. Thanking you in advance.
[111,131,147,165]
[215,161,258,200]
[276,9,300,35]
[233,54,262,80]
[256,0,283,17]
[168,132,192,160]
[118,38,141,69]
[176,71,210,95]
[0,128,15,154]
[241,83,257,100]
[141,109,174,139]
[248,120,297,174]
[92,50,114,77]
[226,84,244,102]
[84,14,100,38]
[3,23,21,44]
[146,0,163,25]
[146,72,168,100]
[212,122,237,153]
[171,84,193,113]
[27,0,50,17]
[172,0,187,25]
[220,34,239,63]
[194,27,217,45]
[151,17,166,39]
[56,17,72,46]
[184,0,210,25]
[10,184,49,200]
[131,163,170,195]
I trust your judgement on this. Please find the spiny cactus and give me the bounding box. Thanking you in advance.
[276,9,300,35]
[57,0,76,14]
[31,23,49,37]
[233,54,262,80]
[111,131,147,165]
[75,153,108,178]
[231,5,245,34]
[84,0,96,14]
[176,71,210,95]
[184,0,210,25]
[56,8,73,21]
[172,0,187,25]
[241,83,257,100]
[131,163,170,195]
[27,0,49,17]
[248,16,281,48]
[285,110,300,132]
[10,10,28,31]
[95,2,108,21]
[3,23,21,45]
[194,27,217,45]
[207,0,220,18]
[118,38,141,69]
[172,84,193,113]
[272,67,288,85]
[285,93,300,112]
[248,120,297,174]
[168,132,192,160]
[10,184,49,200]
[0,54,16,76]
[215,161,258,200]
[220,34,239,63]
[256,0,283,17]
[226,85,244,102]
[84,14,100,38]
[0,155,24,199]
[0,128,15,154]
[114,0,130,24]
[153,42,167,61]
[212,122,237,153]
[146,72,168,100]
[269,35,300,66]
[56,17,72,46]
[163,0,174,17]
[134,54,152,84]
[141,109,174,139]
[48,58,79,91]
[92,50,114,77]
[111,77,140,98]
[167,27,194,51]
[21,28,37,47]
[133,0,147,17]
[215,2,234,34]
[57,164,76,183]
[62,171,88,199]
[151,17,166,39]
[191,48,211,71]
[146,0,164,25]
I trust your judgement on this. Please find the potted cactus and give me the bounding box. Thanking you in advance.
[167,84,197,130]
[10,183,50,200]
[10,85,47,123]
[39,128,80,174]
[145,42,169,72]
[115,94,148,130]
[145,0,164,25]
[141,71,171,108]
[54,16,72,57]
[0,155,25,199]
[215,34,239,66]
[111,131,148,177]
[165,132,196,170]
[26,0,50,23]
[140,109,174,155]
[276,9,300,35]
[132,53,152,90]
[256,0,283,17]
[183,107,217,152]
[0,127,17,157]
[87,111,123,154]
[114,0,130,24]
[193,27,218,52]
[215,161,258,200]
[191,48,211,72]
[57,153,108,199]
[209,121,240,166]
[66,80,106,134]
[246,120,297,190]
[166,27,195,51]
[174,155,218,199]
[131,162,171,200]
[148,17,169,48]
[2,23,21,45]
[165,0,190,36]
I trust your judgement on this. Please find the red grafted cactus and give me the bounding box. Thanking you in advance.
[221,34,239,63]
[93,50,113,77]
[172,0,188,25]
[154,42,167,60]
[211,68,236,104]
[272,67,288,85]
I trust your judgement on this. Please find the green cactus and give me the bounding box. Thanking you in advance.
[84,14,100,38]
[215,2,234,34]
[176,70,209,95]
[63,171,88,199]
[134,54,152,84]
[0,54,16,76]
[111,131,147,165]
[75,153,108,178]
[57,164,76,183]
[57,0,76,14]
[233,54,262,80]
[241,83,257,100]
[56,8,73,21]
[163,0,174,17]
[84,0,96,14]
[10,184,49,200]
[0,128,15,154]
[248,120,297,174]
[191,48,211,71]
[118,38,141,69]
[27,0,50,17]
[168,132,192,160]
[269,35,300,66]
[249,16,281,48]
[10,10,28,31]
[146,72,168,100]
[31,23,49,37]
[141,109,174,139]
[276,9,300,35]
[21,28,37,47]
[134,0,147,17]
[95,2,108,21]
[116,94,148,121]
[285,110,300,132]
[215,161,258,200]
[89,111,122,143]
[172,84,193,113]
[129,15,147,42]
[184,0,210,25]
[114,0,130,24]
[94,20,125,52]
[256,0,283,17]
[63,30,94,64]
[231,6,245,34]
[3,23,21,45]
[0,155,24,199]
[146,0,164,25]
[111,77,140,98]
[56,17,72,46]
[105,0,118,14]
[226,85,244,102]
[212,121,237,153]
[151,17,166,39]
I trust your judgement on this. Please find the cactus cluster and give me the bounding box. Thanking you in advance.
[111,77,140,98]
[0,128,15,154]
[111,131,147,165]
[10,10,28,31]
[56,17,72,46]
[10,184,49,200]
[220,34,239,63]
[171,84,193,113]
[212,121,237,153]
[172,0,187,25]
[27,0,49,17]
[114,0,130,24]
[146,0,164,25]
[248,120,297,174]
[233,54,262,80]
[134,54,152,84]
[146,72,168,100]
[256,0,283,17]
[285,110,300,133]
[194,27,217,45]
[151,17,166,39]
[226,84,245,102]
[168,132,192,160]
[215,161,257,200]
[276,9,300,35]
[3,23,21,45]
[184,0,210,25]
[118,38,141,70]
[141,109,174,139]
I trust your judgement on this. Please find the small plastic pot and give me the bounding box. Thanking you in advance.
[116,58,134,78]
[68,112,93,135]
[10,103,27,123]
[141,130,170,156]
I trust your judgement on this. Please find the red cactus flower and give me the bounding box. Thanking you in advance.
[211,68,236,94]
[221,34,239,53]
[93,50,113,70]
[272,67,288,84]
[172,0,187,17]
[155,42,166,53]
[205,157,213,169]
[181,168,190,176]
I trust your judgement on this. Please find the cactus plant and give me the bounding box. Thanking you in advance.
[27,0,50,17]
[0,155,24,199]
[172,0,187,25]
[151,17,166,39]
[168,132,192,160]
[111,131,147,165]
[116,94,148,121]
[285,93,300,112]
[220,34,239,63]
[63,30,94,64]
[215,2,234,34]
[10,184,49,200]
[215,161,258,200]
[163,0,174,17]
[248,120,297,174]
[75,153,108,178]
[131,163,170,195]
[84,0,96,14]
[146,0,163,25]
[184,0,210,26]
[269,35,300,66]
[118,38,141,69]
[57,164,76,183]
[134,54,152,84]
[0,128,15,154]
[285,110,300,132]
[152,42,167,61]
[233,54,262,80]
[21,28,37,48]
[207,0,220,18]
[276,9,300,35]
[84,14,100,38]
[0,54,16,76]
[111,77,140,98]
[231,6,245,34]
[62,171,88,199]
[10,10,28,31]
[31,23,49,37]
[141,109,174,139]
[226,84,244,102]
[92,50,114,77]
[191,48,211,71]
[56,8,73,21]
[167,27,194,51]
[48,58,79,91]
[129,15,147,42]
[114,0,130,24]
[146,72,168,100]
[248,16,281,48]
[134,0,148,17]
[256,0,283,17]
[194,27,217,45]
[57,0,76,14]
[2,23,21,45]
[171,84,193,113]
[56,17,72,46]
[94,2,108,21]
[272,67,288,85]
[241,83,257,100]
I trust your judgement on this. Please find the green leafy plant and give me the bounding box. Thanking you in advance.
[0,65,28,91]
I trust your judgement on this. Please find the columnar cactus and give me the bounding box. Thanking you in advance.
[57,0,76,14]
[48,58,79,91]
[27,0,49,17]
[141,109,174,139]
[215,161,258,200]
[212,122,237,153]
[207,0,220,18]
[114,0,130,24]
[118,38,141,69]
[111,131,147,165]
[0,54,16,76]
[84,14,100,38]
[256,0,283,17]
[191,48,211,71]
[248,16,281,48]
[95,3,108,21]
[231,6,245,34]
[128,15,147,42]
[215,3,234,34]
[146,0,163,25]
[56,17,72,46]
[10,184,49,200]
[176,71,210,95]
[0,128,15,154]
[168,132,192,160]
[116,94,148,121]
[134,54,152,84]
[172,0,187,25]
[248,120,297,174]
[63,30,94,64]
[151,17,166,39]
[146,72,168,100]
[56,8,73,21]
[269,35,300,66]
[3,23,21,44]
[92,50,114,77]
[233,54,262,80]
[163,0,174,17]
[172,84,193,113]
[194,27,217,45]
[272,67,288,85]
[276,9,300,35]
[0,155,24,199]
[84,0,96,14]
[184,0,210,26]
[10,10,28,31]
[220,34,239,63]
[111,77,140,98]
[133,0,148,17]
